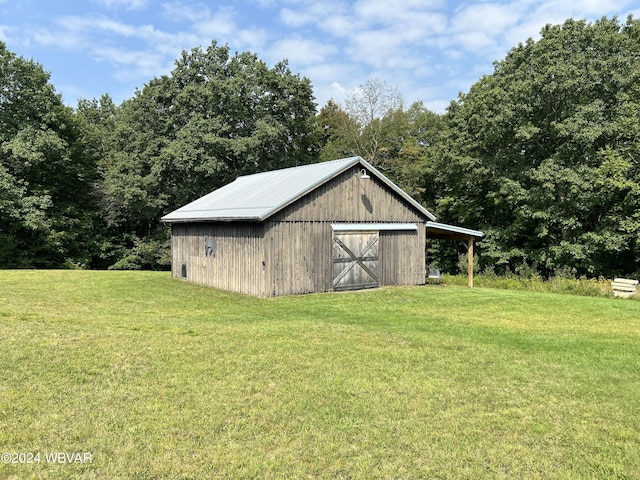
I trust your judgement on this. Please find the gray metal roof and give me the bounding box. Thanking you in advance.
[426,221,484,239]
[161,156,435,223]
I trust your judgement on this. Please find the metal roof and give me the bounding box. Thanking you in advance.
[161,157,435,223]
[426,221,484,239]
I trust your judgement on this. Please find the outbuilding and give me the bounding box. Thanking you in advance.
[161,156,482,296]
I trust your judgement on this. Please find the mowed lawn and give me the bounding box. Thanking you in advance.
[1,271,639,479]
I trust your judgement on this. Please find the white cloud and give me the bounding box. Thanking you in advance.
[281,1,352,35]
[551,0,635,17]
[346,29,399,67]
[353,0,444,29]
[31,29,85,50]
[49,15,176,46]
[277,0,450,77]
[160,2,272,53]
[192,17,236,39]
[314,79,352,106]
[161,1,203,23]
[0,24,11,42]
[5,0,638,113]
[329,80,349,96]
[270,36,339,65]
[280,7,314,28]
[234,27,271,52]
[451,2,521,33]
[299,62,367,106]
[283,1,349,21]
[92,0,149,10]
[91,46,170,81]
[252,0,277,7]
[445,0,639,60]
[163,2,237,38]
[320,14,355,38]
[24,14,185,90]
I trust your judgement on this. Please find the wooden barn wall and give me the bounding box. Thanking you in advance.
[263,221,333,296]
[259,165,429,295]
[262,221,426,295]
[170,222,266,296]
[379,226,426,287]
[273,165,425,223]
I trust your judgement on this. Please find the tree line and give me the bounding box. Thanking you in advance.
[1,16,639,278]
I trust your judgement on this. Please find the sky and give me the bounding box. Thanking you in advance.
[1,0,639,114]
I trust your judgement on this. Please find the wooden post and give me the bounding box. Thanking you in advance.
[468,238,474,288]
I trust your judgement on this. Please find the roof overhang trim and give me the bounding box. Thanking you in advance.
[331,223,418,231]
[426,221,484,240]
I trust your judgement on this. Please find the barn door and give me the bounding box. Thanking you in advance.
[332,231,379,291]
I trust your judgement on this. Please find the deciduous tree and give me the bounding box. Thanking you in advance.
[99,42,319,268]
[0,42,99,267]
[427,16,640,277]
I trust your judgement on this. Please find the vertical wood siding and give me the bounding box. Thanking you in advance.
[171,222,266,296]
[379,226,426,287]
[265,165,427,293]
[264,221,333,296]
[274,166,424,223]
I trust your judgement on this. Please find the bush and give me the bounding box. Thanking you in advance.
[108,235,171,271]
[443,272,615,298]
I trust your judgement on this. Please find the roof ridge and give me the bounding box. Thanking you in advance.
[236,156,361,179]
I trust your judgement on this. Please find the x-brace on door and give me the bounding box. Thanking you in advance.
[332,231,379,291]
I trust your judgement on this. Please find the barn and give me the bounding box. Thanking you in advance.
[161,156,483,296]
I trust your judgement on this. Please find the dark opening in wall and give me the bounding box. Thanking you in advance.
[181,263,187,278]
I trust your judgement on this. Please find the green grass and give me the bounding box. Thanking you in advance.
[1,270,639,479]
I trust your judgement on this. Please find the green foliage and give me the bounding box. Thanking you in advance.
[391,101,446,199]
[318,91,445,200]
[342,78,403,169]
[444,271,616,298]
[96,42,319,268]
[1,41,320,270]
[318,79,405,168]
[6,15,640,279]
[427,16,640,278]
[316,99,359,161]
[456,252,480,276]
[107,230,171,271]
[0,42,100,267]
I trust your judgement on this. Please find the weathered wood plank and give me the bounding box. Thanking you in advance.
[612,278,638,298]
[170,222,265,296]
[273,166,425,223]
[379,228,425,287]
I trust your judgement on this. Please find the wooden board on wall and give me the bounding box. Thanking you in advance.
[264,221,333,296]
[274,166,426,224]
[171,222,266,296]
[379,228,426,287]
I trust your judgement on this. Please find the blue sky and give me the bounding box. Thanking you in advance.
[1,0,638,113]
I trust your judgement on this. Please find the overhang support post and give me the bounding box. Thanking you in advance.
[468,238,474,288]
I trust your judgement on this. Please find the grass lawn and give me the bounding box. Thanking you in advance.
[1,270,639,479]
